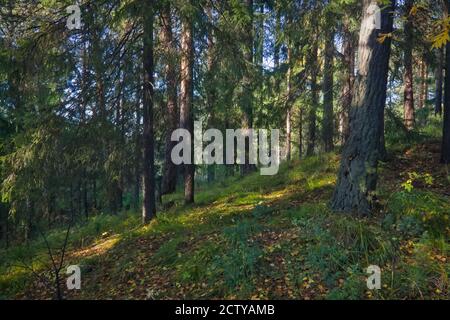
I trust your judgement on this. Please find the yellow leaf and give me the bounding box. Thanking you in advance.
[377,33,392,44]
[431,31,450,49]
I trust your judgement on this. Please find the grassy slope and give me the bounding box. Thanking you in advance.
[1,139,449,300]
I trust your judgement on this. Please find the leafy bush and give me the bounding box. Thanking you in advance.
[387,190,450,239]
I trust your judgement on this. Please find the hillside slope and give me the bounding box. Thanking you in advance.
[1,141,449,300]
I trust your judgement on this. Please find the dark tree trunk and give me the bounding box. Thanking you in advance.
[180,10,195,204]
[435,47,444,116]
[340,18,355,144]
[142,0,156,223]
[442,2,450,164]
[331,0,395,215]
[161,3,179,196]
[323,27,335,152]
[403,0,415,130]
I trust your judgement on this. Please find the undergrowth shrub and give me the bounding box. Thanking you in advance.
[386,190,450,239]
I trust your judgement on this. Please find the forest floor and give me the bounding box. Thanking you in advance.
[1,138,449,300]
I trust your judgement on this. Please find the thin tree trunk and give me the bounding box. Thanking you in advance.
[161,3,179,196]
[83,180,88,220]
[206,5,216,183]
[331,0,395,215]
[435,47,444,116]
[241,0,256,175]
[418,59,428,110]
[299,108,303,158]
[274,7,280,71]
[442,0,450,164]
[142,0,156,223]
[307,41,319,157]
[323,26,335,152]
[403,0,415,130]
[180,9,195,204]
[134,98,142,210]
[340,19,355,144]
[286,45,292,161]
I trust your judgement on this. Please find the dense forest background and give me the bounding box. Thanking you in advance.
[0,0,449,300]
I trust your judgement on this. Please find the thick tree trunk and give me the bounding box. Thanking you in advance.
[403,0,415,130]
[161,3,179,196]
[340,19,355,144]
[323,27,335,152]
[435,47,444,116]
[180,11,195,204]
[331,0,395,215]
[142,0,156,223]
[442,2,450,164]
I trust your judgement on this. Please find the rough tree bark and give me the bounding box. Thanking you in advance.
[180,8,195,204]
[142,0,156,223]
[403,0,415,130]
[160,3,179,196]
[331,0,395,215]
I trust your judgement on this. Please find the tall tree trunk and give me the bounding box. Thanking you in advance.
[306,41,319,157]
[435,47,444,116]
[274,7,280,71]
[340,18,355,144]
[241,0,256,175]
[180,9,195,204]
[206,5,216,183]
[134,97,142,211]
[331,0,395,215]
[142,0,156,223]
[285,45,292,161]
[299,108,303,158]
[403,0,415,130]
[161,3,179,196]
[418,59,428,110]
[323,27,335,152]
[442,0,450,164]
